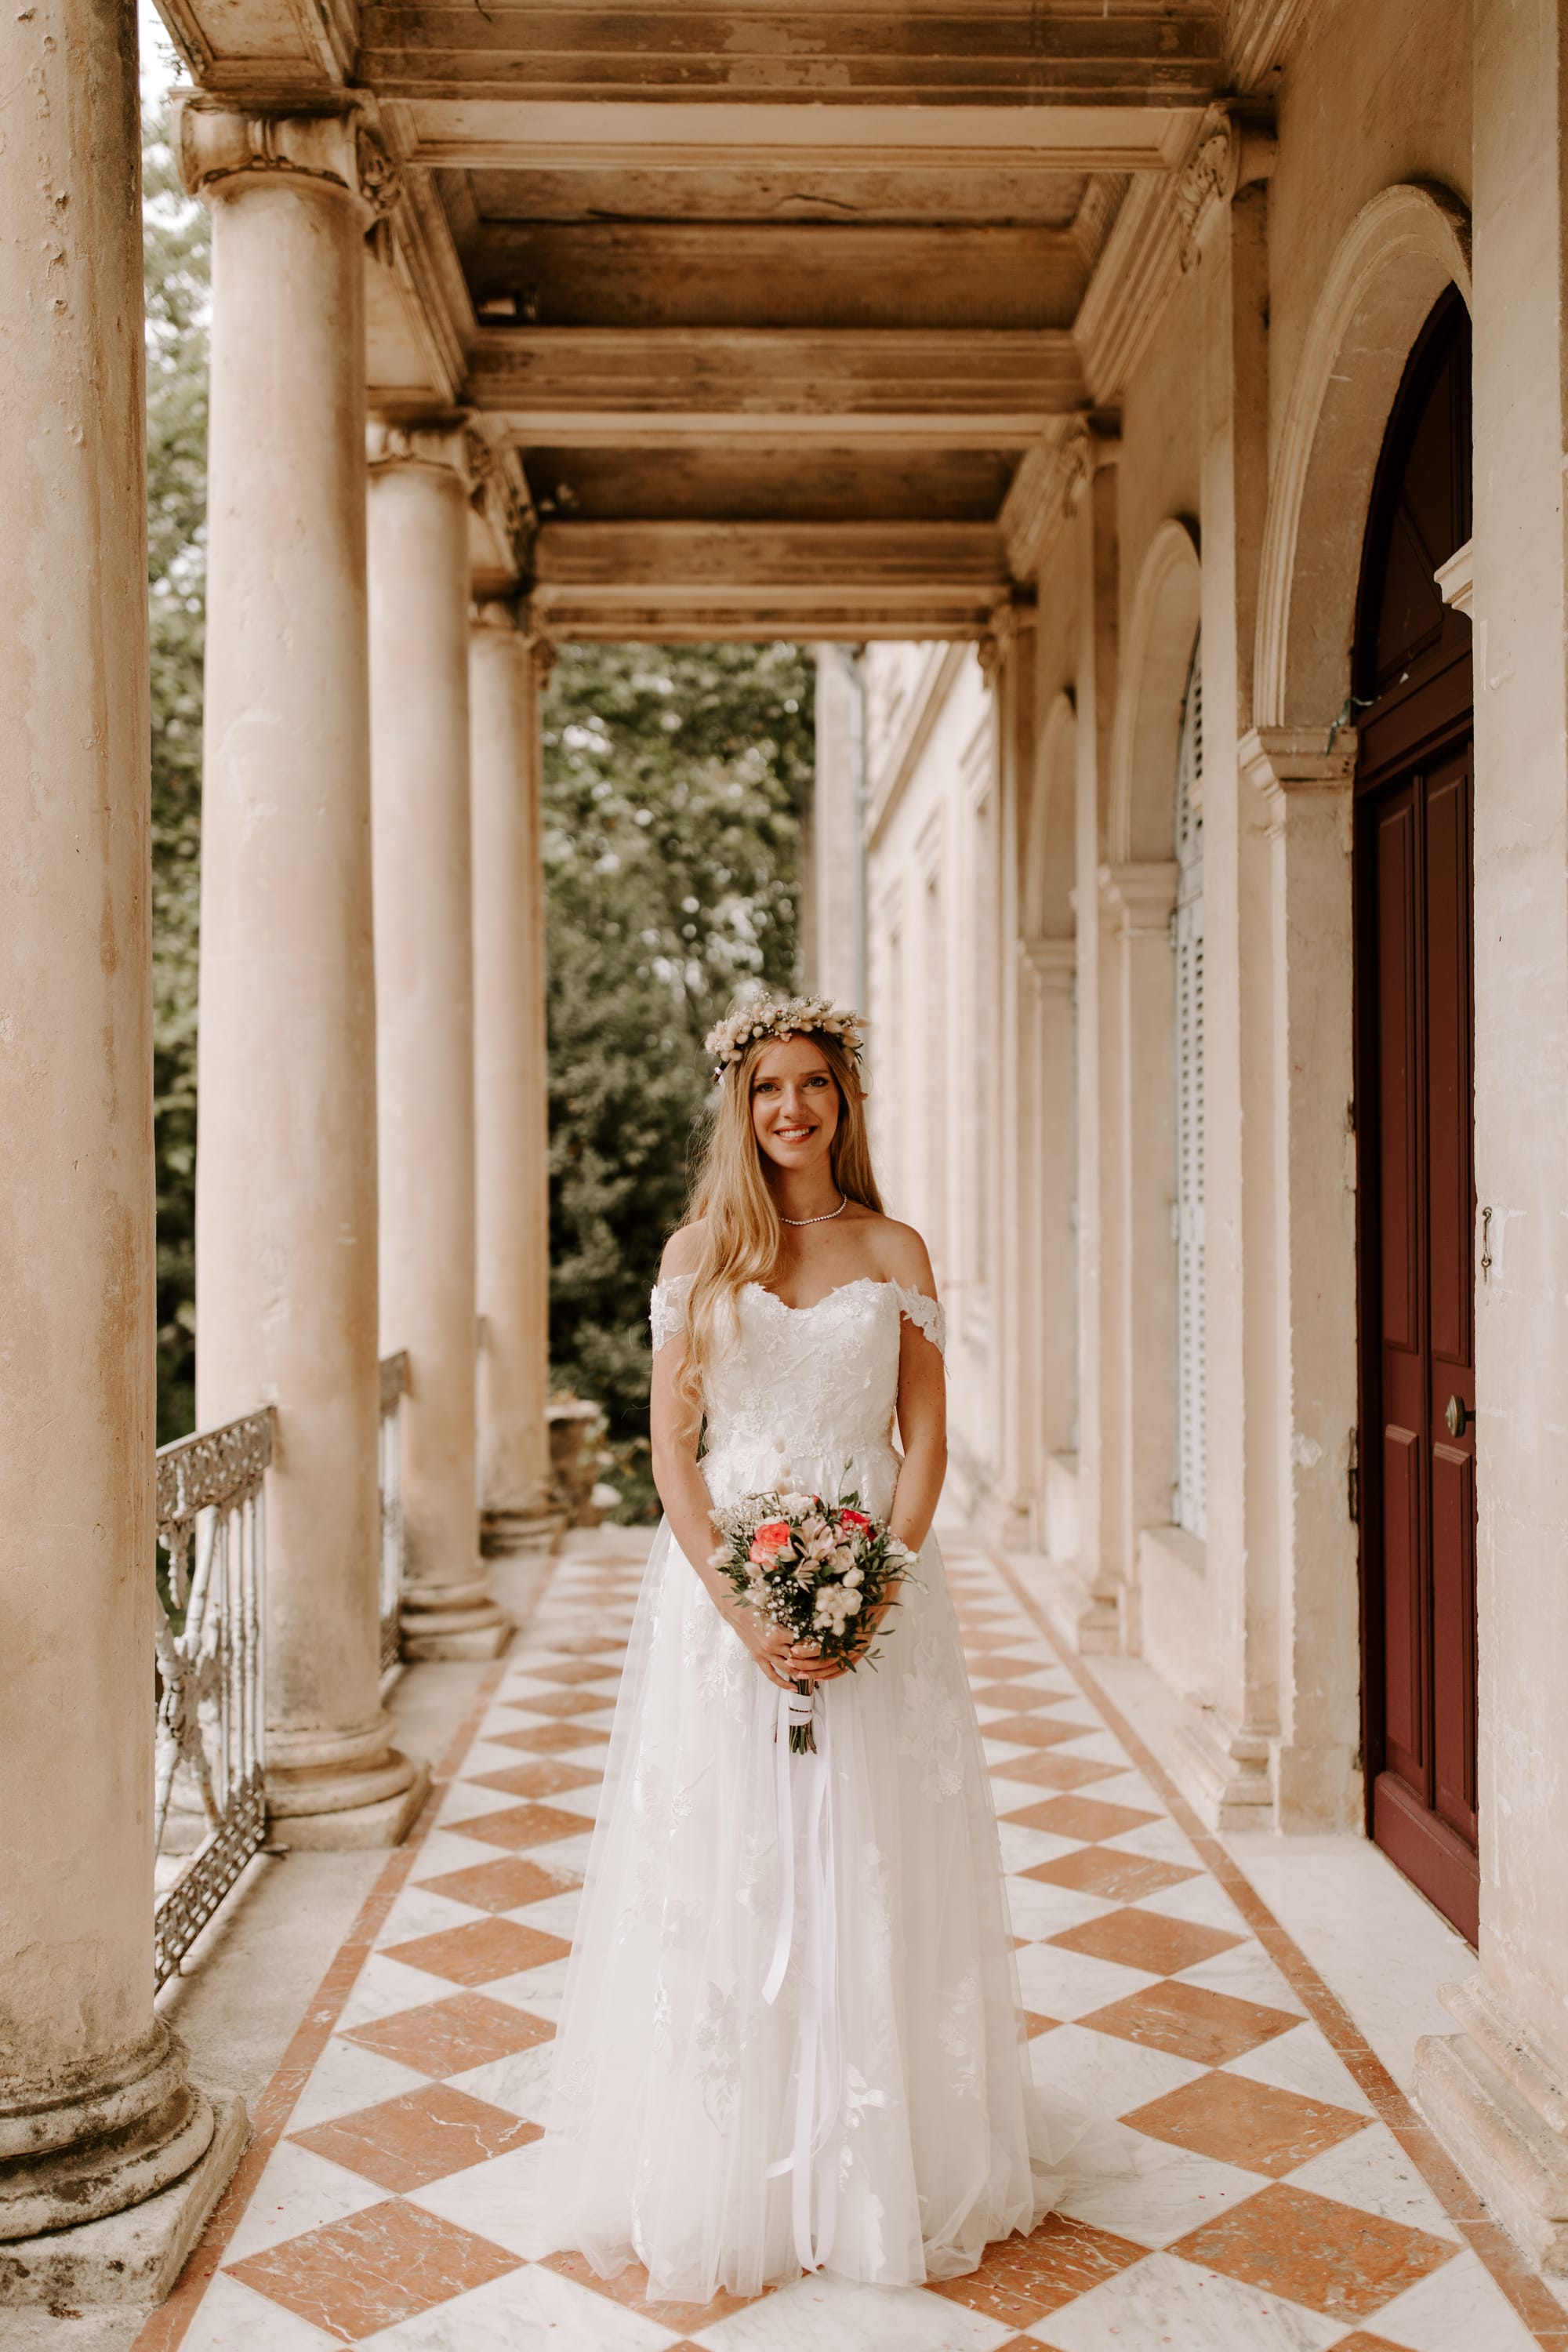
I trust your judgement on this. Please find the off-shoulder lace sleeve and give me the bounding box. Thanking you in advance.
[649,1272,695,1355]
[894,1283,946,1357]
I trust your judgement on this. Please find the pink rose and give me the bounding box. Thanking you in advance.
[749,1519,791,1564]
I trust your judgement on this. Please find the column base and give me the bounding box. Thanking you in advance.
[265,1712,429,1846]
[1173,1709,1278,1832]
[398,1577,513,1661]
[1416,1972,1568,2276]
[0,2024,213,2245]
[0,2094,248,2308]
[268,1758,430,1849]
[481,1502,568,1556]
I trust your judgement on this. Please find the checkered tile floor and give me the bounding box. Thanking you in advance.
[151,1530,1552,2351]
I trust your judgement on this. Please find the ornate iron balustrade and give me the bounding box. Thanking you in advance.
[154,1409,272,1989]
[379,1352,409,1673]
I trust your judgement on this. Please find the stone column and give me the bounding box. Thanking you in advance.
[1415,0,1568,2267]
[369,426,510,1657]
[0,2,232,2293]
[1018,938,1079,1517]
[1100,859,1180,1654]
[991,608,1036,1545]
[470,602,560,1553]
[184,100,423,1845]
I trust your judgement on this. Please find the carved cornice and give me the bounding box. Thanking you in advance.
[365,417,473,484]
[1001,414,1116,583]
[1239,724,1359,800]
[1174,103,1278,269]
[1227,0,1317,93]
[173,95,399,234]
[465,430,538,586]
[1098,858,1178,934]
[978,589,1035,686]
[1020,935,1076,989]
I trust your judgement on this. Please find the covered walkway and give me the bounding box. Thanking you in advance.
[85,1529,1558,2352]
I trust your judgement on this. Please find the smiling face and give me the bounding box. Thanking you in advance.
[750,1034,842,1178]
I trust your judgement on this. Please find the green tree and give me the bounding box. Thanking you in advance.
[143,103,210,1443]
[543,643,811,1515]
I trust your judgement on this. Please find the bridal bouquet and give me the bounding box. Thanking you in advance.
[710,1490,921,1751]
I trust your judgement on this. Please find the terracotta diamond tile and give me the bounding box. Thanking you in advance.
[985,1714,1098,1751]
[503,1688,615,1720]
[992,1750,1120,1793]
[387,1917,572,1984]
[1001,1794,1160,1843]
[417,1854,579,1913]
[972,1682,1058,1711]
[1125,2070,1370,2176]
[227,2196,521,2339]
[342,1991,553,2077]
[1170,2181,1457,2318]
[520,1658,622,1686]
[541,2248,764,2330]
[543,1635,627,1657]
[1023,2012,1062,2037]
[1023,1847,1201,1904]
[468,1759,601,1801]
[1047,1905,1244,1976]
[289,2083,540,2192]
[928,2210,1149,2325]
[445,1800,591,1850]
[492,1719,610,1755]
[1323,2337,1412,2350]
[969,1655,1050,1682]
[1079,1978,1301,2068]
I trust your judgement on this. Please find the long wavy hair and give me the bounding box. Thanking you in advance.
[677,1027,884,1410]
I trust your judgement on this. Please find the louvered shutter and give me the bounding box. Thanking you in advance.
[1173,648,1207,1539]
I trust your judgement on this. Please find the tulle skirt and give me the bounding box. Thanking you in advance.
[542,1443,1101,2303]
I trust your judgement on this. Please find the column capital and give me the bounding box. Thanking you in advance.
[172,94,398,234]
[366,416,472,485]
[1098,860,1178,934]
[1174,101,1278,270]
[1020,935,1076,989]
[1239,723,1359,800]
[1000,412,1120,582]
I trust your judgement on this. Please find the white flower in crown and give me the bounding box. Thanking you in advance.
[703,994,866,1080]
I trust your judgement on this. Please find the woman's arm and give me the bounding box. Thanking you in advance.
[648,1242,808,1693]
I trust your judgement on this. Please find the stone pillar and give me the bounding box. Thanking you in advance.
[1018,938,1079,1516]
[1415,0,1568,2269]
[992,608,1036,1544]
[1100,860,1180,1654]
[368,426,509,1657]
[184,100,423,1846]
[470,603,560,1554]
[0,2,234,2295]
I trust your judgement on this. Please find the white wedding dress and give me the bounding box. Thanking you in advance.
[543,1272,1095,2303]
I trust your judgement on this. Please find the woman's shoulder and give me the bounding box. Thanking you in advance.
[857,1214,937,1298]
[658,1221,706,1283]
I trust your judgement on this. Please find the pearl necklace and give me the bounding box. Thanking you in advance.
[779,1194,848,1228]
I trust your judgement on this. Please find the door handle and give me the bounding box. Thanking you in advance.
[1444,1394,1474,1439]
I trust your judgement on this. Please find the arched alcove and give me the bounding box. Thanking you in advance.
[1109,519,1202,865]
[1255,183,1472,730]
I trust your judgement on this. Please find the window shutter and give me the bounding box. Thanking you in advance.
[1173,647,1207,1540]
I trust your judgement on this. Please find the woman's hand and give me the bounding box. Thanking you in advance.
[786,1595,895,1682]
[717,1594,805,1690]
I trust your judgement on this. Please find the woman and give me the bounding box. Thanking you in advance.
[544,994,1093,2301]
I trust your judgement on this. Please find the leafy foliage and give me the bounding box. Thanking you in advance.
[144,104,210,1443]
[543,644,811,1515]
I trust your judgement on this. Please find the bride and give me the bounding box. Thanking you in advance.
[544,994,1093,2302]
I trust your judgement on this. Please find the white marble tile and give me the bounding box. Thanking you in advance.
[373,1882,488,1947]
[446,2039,556,2122]
[360,2259,679,2351]
[1131,1871,1254,1936]
[405,2140,562,2261]
[529,1782,601,1823]
[181,2269,342,2350]
[413,1824,524,1878]
[482,1958,572,2021]
[1100,1815,1207,1868]
[337,1951,458,2031]
[1366,2247,1541,2350]
[1284,2122,1462,2240]
[1222,2023,1376,2117]
[1174,1940,1309,2017]
[459,1734,550,1776]
[1014,1940,1160,2020]
[436,1780,528,1826]
[285,2034,431,2131]
[1053,2136,1269,2249]
[1003,1875,1120,1942]
[1070,1768,1168,1812]
[996,1822,1084,1876]
[1036,2249,1341,2350]
[508,1886,582,1937]
[223,2136,387,2263]
[1029,2018,1209,2117]
[698,2269,1012,2351]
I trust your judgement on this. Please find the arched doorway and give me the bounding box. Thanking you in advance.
[1354,289,1477,1940]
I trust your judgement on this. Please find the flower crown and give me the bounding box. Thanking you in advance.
[703,995,866,1082]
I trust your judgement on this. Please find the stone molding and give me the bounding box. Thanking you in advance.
[1253,183,1472,729]
[1098,859,1178,935]
[1436,535,1475,618]
[365,417,473,485]
[1416,1971,1568,2274]
[1000,415,1116,583]
[1226,0,1317,93]
[464,431,537,584]
[1019,935,1076,991]
[1173,103,1277,269]
[173,95,398,234]
[1240,722,1360,804]
[1108,517,1202,863]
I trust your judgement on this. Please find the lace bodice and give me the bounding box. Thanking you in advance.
[650,1274,944,1512]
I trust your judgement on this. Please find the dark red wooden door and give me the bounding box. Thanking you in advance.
[1355,292,1478,1942]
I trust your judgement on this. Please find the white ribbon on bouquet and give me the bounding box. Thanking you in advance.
[762,1680,842,2274]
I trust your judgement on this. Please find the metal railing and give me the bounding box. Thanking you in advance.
[153,1410,272,1989]
[379,1352,409,1673]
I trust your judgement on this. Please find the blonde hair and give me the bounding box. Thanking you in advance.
[678,1026,883,1410]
